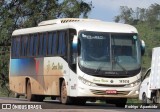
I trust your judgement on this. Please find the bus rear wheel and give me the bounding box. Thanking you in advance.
[15,93,20,98]
[26,80,36,101]
[60,80,72,104]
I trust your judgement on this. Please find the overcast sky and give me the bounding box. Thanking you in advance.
[86,0,160,22]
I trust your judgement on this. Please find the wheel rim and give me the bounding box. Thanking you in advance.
[61,82,67,103]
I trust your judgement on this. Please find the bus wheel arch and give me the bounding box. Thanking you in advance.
[59,78,64,94]
[26,78,35,101]
[25,78,30,94]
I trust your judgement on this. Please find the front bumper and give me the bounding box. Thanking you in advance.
[76,83,140,98]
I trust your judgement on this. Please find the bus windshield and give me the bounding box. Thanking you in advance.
[79,31,141,76]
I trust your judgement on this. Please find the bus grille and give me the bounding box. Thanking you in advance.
[90,89,130,96]
[95,84,126,87]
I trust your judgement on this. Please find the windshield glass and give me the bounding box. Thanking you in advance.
[79,31,141,75]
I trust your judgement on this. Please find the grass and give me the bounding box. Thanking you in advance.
[127,98,141,103]
[92,98,141,104]
[0,85,14,97]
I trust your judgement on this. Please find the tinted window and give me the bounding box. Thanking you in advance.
[15,37,21,57]
[52,33,58,55]
[58,31,66,56]
[43,33,47,56]
[21,35,28,57]
[38,33,43,56]
[48,32,53,55]
[29,35,34,56]
[11,38,16,57]
[33,34,38,56]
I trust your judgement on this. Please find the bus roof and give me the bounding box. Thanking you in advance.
[12,18,138,36]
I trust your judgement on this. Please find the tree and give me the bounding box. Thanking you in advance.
[114,6,134,24]
[146,3,160,28]
[0,0,93,43]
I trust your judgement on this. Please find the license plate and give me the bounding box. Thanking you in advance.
[106,90,117,94]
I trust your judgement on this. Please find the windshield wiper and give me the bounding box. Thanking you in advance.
[95,63,106,73]
[115,58,128,75]
[112,37,128,75]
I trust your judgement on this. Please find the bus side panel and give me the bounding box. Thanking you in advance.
[42,57,69,96]
[9,57,71,96]
[9,58,46,95]
[9,76,26,94]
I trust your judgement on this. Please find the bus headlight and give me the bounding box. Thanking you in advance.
[124,79,141,88]
[78,76,97,87]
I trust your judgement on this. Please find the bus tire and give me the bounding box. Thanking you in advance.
[26,80,36,101]
[60,80,72,104]
[15,93,20,98]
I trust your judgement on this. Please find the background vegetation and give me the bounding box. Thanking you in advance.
[115,4,160,72]
[0,1,160,99]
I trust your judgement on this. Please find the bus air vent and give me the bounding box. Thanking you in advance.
[38,18,101,26]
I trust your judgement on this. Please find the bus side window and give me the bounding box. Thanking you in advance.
[15,37,21,58]
[11,37,16,58]
[21,35,28,57]
[38,33,43,56]
[52,32,57,55]
[29,35,34,57]
[33,34,38,56]
[48,32,53,56]
[62,32,66,56]
[58,31,66,56]
[43,33,47,56]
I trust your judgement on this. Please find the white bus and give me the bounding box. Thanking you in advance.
[9,18,145,107]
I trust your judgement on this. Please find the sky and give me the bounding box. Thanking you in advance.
[86,0,160,22]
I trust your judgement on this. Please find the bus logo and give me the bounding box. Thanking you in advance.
[2,104,11,109]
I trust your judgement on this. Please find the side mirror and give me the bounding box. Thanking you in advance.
[141,40,145,56]
[78,39,81,56]
[72,35,78,64]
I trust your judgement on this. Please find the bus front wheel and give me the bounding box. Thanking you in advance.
[26,80,36,101]
[60,80,72,104]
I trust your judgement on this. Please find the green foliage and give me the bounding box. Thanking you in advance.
[115,4,160,73]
